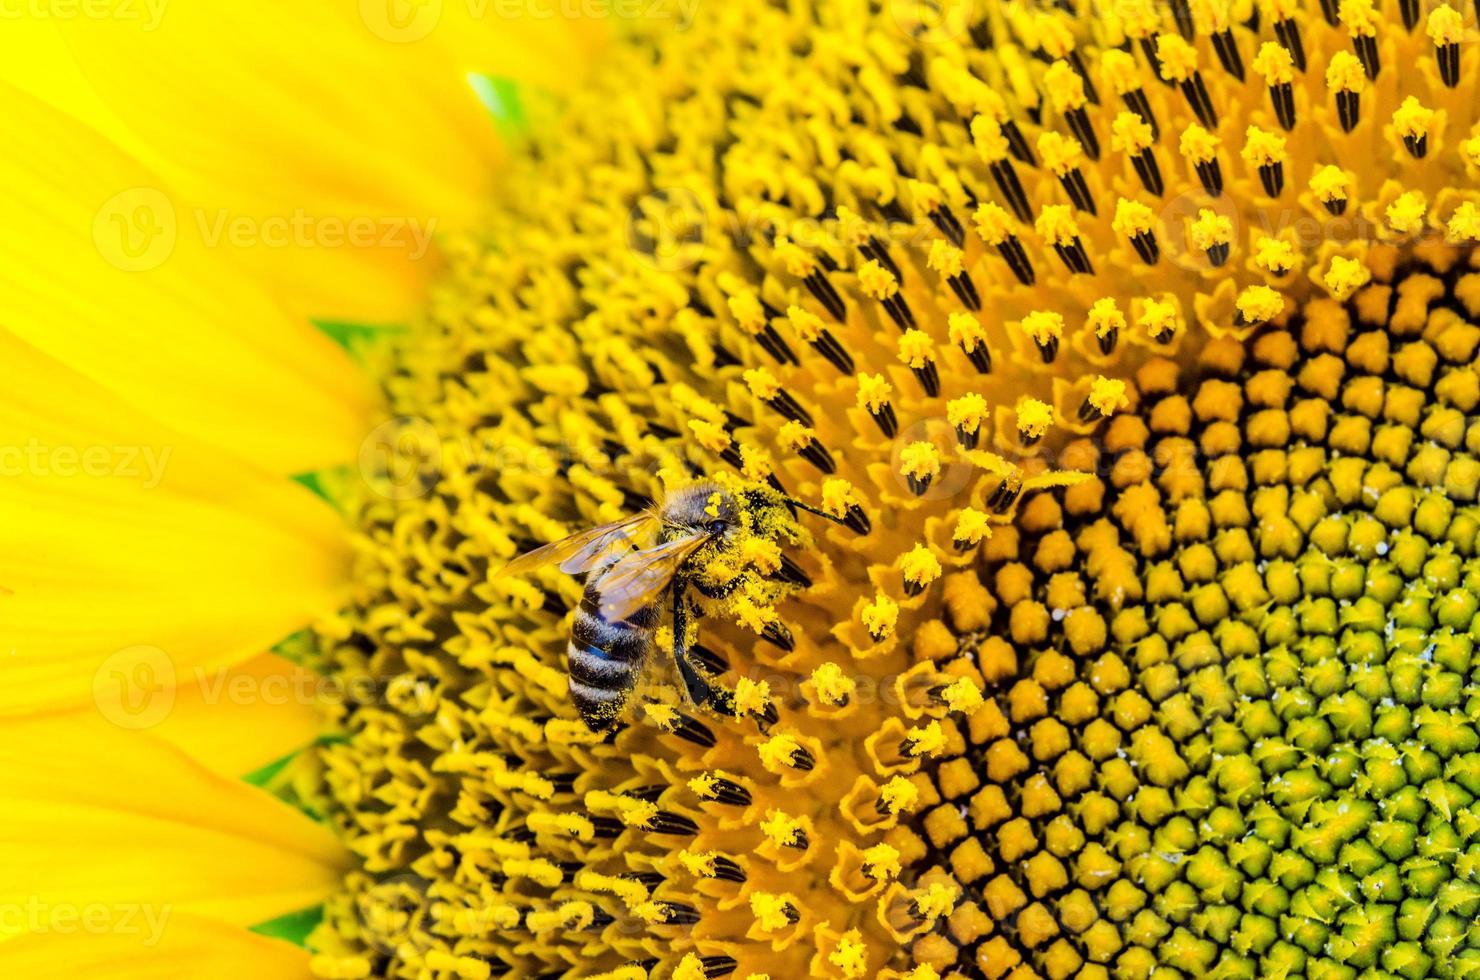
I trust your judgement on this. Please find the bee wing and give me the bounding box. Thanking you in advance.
[595,533,709,623]
[494,513,656,580]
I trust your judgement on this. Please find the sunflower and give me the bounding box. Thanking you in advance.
[15,0,1480,978]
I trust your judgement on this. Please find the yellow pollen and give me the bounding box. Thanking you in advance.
[941,676,985,714]
[1016,397,1054,439]
[854,373,892,413]
[772,236,815,277]
[969,114,1010,163]
[1323,255,1372,300]
[739,445,773,482]
[896,330,935,369]
[749,892,798,933]
[784,305,823,342]
[1393,96,1436,141]
[1042,59,1086,112]
[1099,49,1140,94]
[862,843,902,880]
[1339,0,1378,36]
[743,367,781,400]
[828,930,868,979]
[1088,377,1129,416]
[926,239,964,278]
[856,259,898,300]
[899,544,942,588]
[1242,125,1288,167]
[972,202,1016,245]
[672,954,708,980]
[1462,135,1480,168]
[898,441,940,481]
[1020,312,1065,350]
[1429,4,1464,45]
[686,417,728,455]
[904,720,946,757]
[1447,202,1480,243]
[760,809,804,848]
[810,662,855,705]
[819,477,860,517]
[1036,131,1084,176]
[953,508,992,547]
[727,291,767,334]
[1237,285,1286,324]
[861,593,899,640]
[907,179,943,214]
[947,393,989,433]
[912,881,960,920]
[1178,123,1220,164]
[1138,296,1179,341]
[1189,209,1233,251]
[1387,190,1429,234]
[1110,112,1154,154]
[1325,49,1367,93]
[1252,41,1296,84]
[1308,165,1352,203]
[947,312,988,352]
[733,677,772,719]
[879,774,919,814]
[1034,205,1080,247]
[1155,34,1199,82]
[1111,199,1154,240]
[758,733,806,774]
[777,420,816,452]
[1253,235,1296,273]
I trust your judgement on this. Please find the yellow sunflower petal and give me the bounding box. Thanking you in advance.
[148,653,326,777]
[0,717,345,938]
[0,912,312,980]
[0,83,373,475]
[0,331,349,715]
[0,5,542,322]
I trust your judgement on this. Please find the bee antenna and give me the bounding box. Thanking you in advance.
[782,496,847,526]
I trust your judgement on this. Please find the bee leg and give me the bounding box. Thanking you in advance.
[692,574,743,600]
[672,583,713,708]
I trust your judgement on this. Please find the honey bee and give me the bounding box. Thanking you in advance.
[497,481,829,731]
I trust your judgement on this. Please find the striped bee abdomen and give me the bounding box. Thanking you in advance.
[567,580,659,730]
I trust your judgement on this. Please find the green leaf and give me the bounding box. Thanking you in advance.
[311,318,404,353]
[468,73,527,137]
[242,748,301,789]
[250,905,324,948]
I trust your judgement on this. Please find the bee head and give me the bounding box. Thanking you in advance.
[661,481,741,540]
